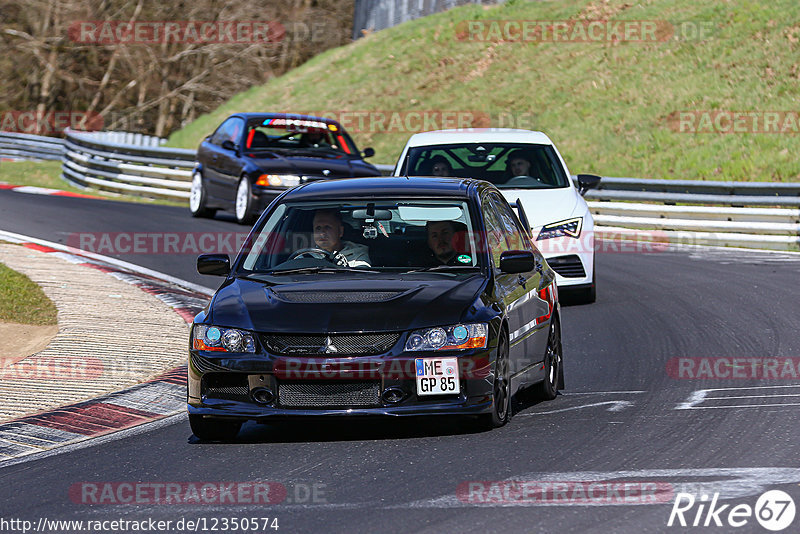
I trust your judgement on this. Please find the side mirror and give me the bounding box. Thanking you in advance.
[576,174,601,196]
[221,140,237,152]
[197,254,230,276]
[499,250,535,274]
[362,147,375,158]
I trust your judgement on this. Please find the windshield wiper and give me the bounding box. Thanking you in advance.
[404,265,481,273]
[264,266,380,275]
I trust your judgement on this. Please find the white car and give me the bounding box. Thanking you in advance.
[393,129,601,303]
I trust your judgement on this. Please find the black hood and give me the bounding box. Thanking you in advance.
[207,274,486,334]
[245,151,379,178]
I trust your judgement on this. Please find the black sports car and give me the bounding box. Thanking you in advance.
[189,113,381,224]
[188,176,563,440]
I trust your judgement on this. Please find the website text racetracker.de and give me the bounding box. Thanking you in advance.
[0,517,279,533]
[67,230,671,256]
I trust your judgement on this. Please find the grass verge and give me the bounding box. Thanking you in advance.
[0,260,57,325]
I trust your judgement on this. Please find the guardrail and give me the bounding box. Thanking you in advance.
[61,129,195,200]
[2,131,799,251]
[0,132,65,161]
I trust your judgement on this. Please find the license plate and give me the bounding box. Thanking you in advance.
[415,358,460,396]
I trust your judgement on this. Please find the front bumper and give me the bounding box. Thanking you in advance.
[187,349,496,421]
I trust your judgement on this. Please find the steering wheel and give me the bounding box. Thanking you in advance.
[288,247,348,266]
[506,175,544,185]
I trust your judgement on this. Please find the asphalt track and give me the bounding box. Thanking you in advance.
[2,189,800,533]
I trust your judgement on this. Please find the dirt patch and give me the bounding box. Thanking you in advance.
[0,322,58,366]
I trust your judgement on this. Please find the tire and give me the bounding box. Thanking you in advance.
[536,315,562,400]
[479,330,511,429]
[235,176,257,225]
[189,414,242,441]
[189,172,216,218]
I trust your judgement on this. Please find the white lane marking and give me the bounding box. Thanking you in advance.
[519,400,634,416]
[13,186,61,195]
[0,229,214,295]
[399,467,800,508]
[676,384,800,410]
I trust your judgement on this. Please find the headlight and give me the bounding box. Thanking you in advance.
[405,323,488,351]
[537,217,583,240]
[192,324,255,353]
[255,174,302,187]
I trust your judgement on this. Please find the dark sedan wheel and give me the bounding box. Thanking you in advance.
[189,172,216,218]
[235,176,257,225]
[537,316,562,400]
[189,414,242,441]
[480,331,511,429]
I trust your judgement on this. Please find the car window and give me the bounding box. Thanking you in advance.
[210,117,244,146]
[491,192,533,253]
[481,194,507,269]
[243,117,359,155]
[239,199,482,273]
[402,143,569,189]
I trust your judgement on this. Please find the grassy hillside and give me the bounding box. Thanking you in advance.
[168,0,800,181]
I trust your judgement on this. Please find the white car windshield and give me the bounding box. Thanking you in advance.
[402,143,570,189]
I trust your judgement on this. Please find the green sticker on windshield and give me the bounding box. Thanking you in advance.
[457,254,472,264]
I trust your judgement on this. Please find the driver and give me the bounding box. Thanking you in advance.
[506,150,533,178]
[423,220,467,266]
[312,209,371,267]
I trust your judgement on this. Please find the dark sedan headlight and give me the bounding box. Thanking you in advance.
[255,174,302,187]
[537,217,583,240]
[192,325,255,353]
[405,323,488,351]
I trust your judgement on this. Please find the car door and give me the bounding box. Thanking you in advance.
[203,117,244,202]
[488,192,551,382]
[216,117,246,202]
[482,192,525,380]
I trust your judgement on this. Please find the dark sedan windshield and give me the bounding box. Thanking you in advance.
[239,199,482,273]
[244,117,360,156]
[402,143,570,189]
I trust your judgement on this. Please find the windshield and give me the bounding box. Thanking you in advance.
[402,143,570,189]
[239,199,483,274]
[243,117,360,156]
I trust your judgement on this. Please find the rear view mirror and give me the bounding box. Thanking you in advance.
[576,174,601,196]
[499,250,535,274]
[197,254,230,276]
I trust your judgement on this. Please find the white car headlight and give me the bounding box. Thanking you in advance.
[537,217,583,240]
[193,324,256,353]
[405,324,488,351]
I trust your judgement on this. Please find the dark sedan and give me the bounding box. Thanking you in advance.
[189,113,381,224]
[188,176,563,440]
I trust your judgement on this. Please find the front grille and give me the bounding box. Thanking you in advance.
[262,333,399,355]
[272,290,402,303]
[202,374,250,402]
[547,255,586,278]
[278,380,381,407]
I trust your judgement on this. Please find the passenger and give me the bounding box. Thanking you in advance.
[429,155,452,177]
[312,209,371,267]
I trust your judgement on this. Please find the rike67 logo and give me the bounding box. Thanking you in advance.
[668,490,796,531]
